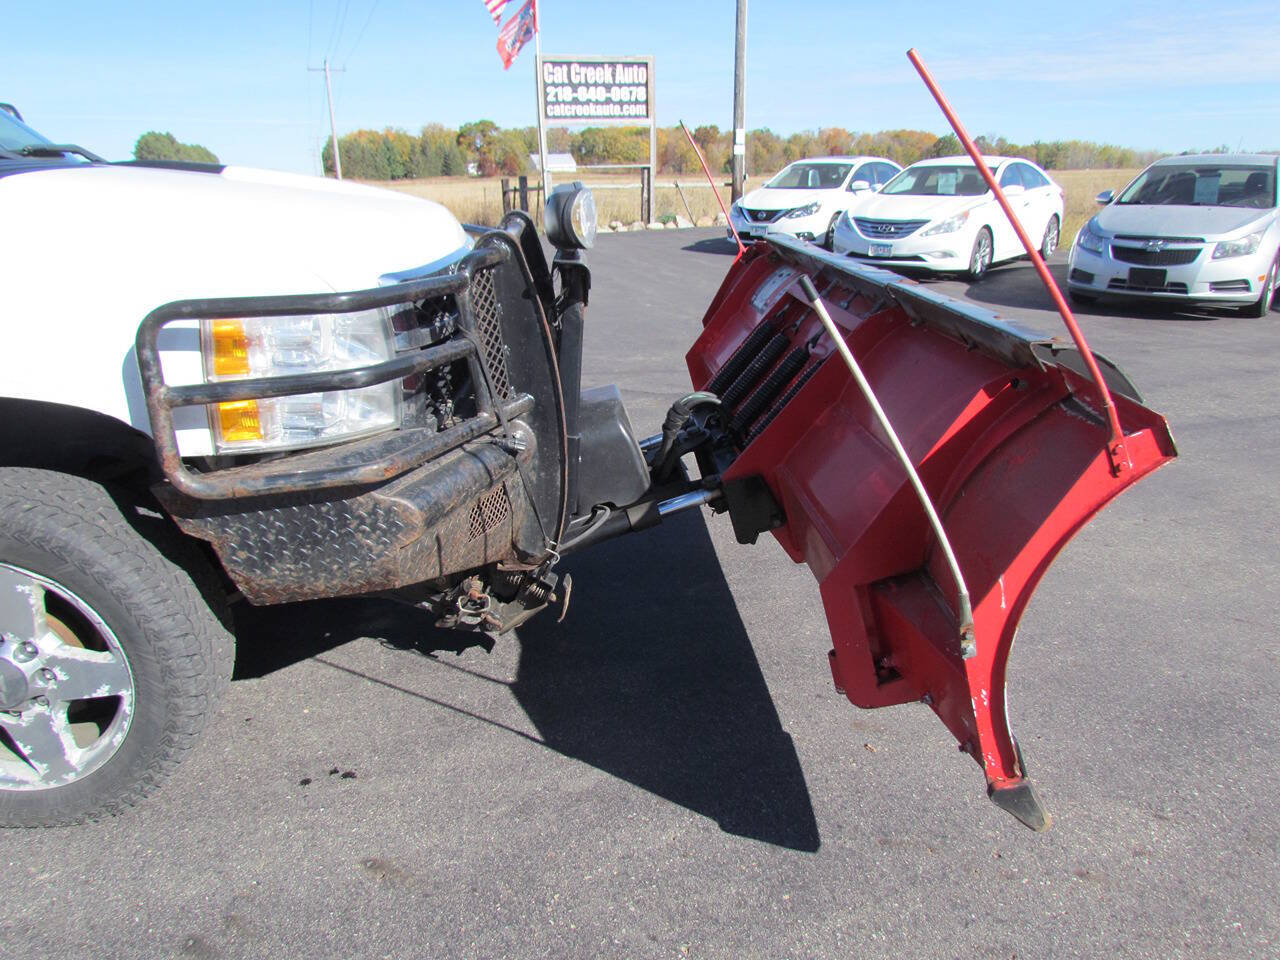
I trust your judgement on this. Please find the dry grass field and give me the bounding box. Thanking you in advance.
[372,167,1141,244]
[377,170,732,227]
[1055,168,1139,244]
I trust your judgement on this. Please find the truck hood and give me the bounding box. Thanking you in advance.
[1093,202,1276,240]
[739,186,837,213]
[2,163,470,301]
[850,192,986,223]
[0,162,471,449]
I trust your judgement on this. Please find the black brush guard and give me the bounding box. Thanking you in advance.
[135,215,579,605]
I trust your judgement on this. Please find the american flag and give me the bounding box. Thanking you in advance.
[496,0,537,70]
[483,0,509,25]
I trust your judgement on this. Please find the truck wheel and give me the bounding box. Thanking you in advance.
[0,468,233,827]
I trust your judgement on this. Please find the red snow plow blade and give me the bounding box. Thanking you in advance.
[688,237,1176,830]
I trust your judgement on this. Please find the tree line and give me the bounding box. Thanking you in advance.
[319,122,1168,181]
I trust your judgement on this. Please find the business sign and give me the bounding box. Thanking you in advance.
[538,56,654,124]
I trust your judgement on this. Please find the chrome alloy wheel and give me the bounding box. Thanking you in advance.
[0,563,135,791]
[969,229,993,279]
[1042,217,1059,258]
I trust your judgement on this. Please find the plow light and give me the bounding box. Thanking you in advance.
[544,182,597,251]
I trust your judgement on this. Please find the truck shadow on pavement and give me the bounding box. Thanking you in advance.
[514,510,820,852]
[232,510,821,852]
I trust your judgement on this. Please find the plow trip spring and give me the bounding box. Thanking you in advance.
[688,237,1176,829]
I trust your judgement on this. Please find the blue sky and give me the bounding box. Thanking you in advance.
[6,0,1278,174]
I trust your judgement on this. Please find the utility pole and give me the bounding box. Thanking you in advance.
[731,0,747,202]
[308,58,345,179]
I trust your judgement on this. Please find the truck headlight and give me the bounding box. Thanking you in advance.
[201,309,401,453]
[785,202,822,219]
[1212,231,1263,260]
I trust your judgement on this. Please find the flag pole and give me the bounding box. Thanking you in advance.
[534,0,551,214]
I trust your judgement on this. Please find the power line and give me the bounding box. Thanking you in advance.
[324,0,348,61]
[328,0,353,61]
[341,0,381,68]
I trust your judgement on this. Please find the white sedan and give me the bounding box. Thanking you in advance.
[831,155,1064,280]
[728,156,902,249]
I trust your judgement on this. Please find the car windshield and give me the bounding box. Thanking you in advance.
[1117,164,1277,209]
[881,164,988,197]
[765,163,852,189]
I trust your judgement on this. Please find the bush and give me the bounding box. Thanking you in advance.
[133,131,218,164]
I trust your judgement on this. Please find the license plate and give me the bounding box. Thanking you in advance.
[746,225,766,238]
[870,244,893,257]
[1128,267,1167,288]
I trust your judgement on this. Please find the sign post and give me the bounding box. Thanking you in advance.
[536,54,656,223]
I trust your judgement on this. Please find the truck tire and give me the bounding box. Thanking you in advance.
[0,468,233,827]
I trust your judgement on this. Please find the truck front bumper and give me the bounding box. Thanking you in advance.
[138,216,572,604]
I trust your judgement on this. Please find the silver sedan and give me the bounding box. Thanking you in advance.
[1067,154,1279,317]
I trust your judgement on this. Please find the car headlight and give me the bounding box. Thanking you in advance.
[544,182,597,250]
[201,310,400,454]
[1212,231,1263,260]
[1075,220,1107,255]
[921,210,970,236]
[785,202,822,219]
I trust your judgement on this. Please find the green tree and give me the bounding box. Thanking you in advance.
[928,133,960,158]
[133,131,219,164]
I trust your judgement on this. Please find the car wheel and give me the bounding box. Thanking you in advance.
[823,214,840,251]
[0,469,233,827]
[1040,216,1060,259]
[966,228,993,281]
[1241,252,1279,318]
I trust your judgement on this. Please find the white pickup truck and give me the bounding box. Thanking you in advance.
[0,108,1176,832]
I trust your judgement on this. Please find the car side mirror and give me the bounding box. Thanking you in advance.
[1096,189,1115,205]
[1002,183,1026,197]
[849,179,872,193]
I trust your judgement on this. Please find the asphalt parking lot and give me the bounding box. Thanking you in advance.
[3,228,1276,959]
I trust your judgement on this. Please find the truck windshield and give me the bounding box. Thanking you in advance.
[0,111,54,155]
[1117,165,1276,209]
[765,163,852,189]
[881,165,988,197]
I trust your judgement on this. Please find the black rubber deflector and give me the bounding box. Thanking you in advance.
[987,741,1053,831]
[988,779,1052,831]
